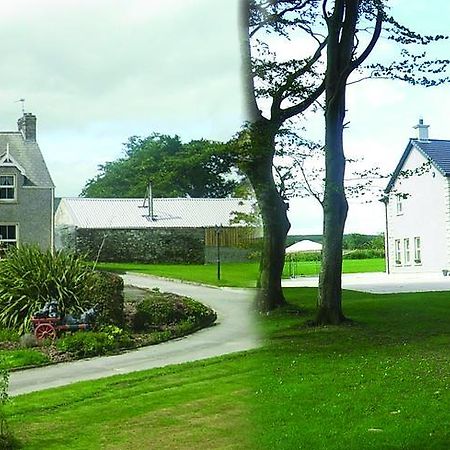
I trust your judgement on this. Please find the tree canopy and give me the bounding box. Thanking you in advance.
[240,0,449,317]
[81,133,242,199]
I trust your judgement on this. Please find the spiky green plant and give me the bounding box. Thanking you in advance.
[0,246,95,333]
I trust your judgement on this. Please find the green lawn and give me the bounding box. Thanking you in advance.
[8,288,449,449]
[96,258,385,287]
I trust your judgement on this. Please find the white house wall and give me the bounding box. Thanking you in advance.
[387,147,450,273]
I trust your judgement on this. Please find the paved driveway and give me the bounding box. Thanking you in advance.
[9,274,259,397]
[282,271,450,293]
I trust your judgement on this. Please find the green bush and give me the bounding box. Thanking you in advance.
[132,290,216,332]
[87,271,124,327]
[0,246,95,333]
[56,326,133,358]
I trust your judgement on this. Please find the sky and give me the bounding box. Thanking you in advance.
[0,0,449,236]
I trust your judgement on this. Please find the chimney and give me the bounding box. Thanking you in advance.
[17,113,37,141]
[413,118,429,142]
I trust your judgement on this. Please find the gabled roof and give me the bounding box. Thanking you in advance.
[56,197,257,229]
[385,139,450,194]
[0,132,54,188]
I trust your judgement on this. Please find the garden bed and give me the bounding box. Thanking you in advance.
[0,285,217,370]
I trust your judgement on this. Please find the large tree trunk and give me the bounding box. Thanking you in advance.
[316,2,353,324]
[243,120,291,312]
[316,96,348,324]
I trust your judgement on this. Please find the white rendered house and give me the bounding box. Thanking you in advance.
[383,120,450,274]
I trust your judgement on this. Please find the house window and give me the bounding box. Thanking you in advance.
[0,225,17,256]
[414,237,421,264]
[395,239,401,264]
[404,238,410,265]
[396,195,403,215]
[0,175,15,200]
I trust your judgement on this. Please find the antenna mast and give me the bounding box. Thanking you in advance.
[15,98,25,114]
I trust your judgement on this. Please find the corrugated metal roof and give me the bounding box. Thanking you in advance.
[0,132,54,188]
[56,197,256,229]
[385,139,450,194]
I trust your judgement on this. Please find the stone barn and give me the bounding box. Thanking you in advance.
[55,197,260,263]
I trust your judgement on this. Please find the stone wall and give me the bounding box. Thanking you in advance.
[72,228,206,264]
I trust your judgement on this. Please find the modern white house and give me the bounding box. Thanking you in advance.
[383,119,450,274]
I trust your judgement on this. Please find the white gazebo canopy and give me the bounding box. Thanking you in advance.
[285,239,322,254]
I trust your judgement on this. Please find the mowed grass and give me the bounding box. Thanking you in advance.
[96,258,385,287]
[283,258,385,277]
[95,261,259,288]
[8,288,449,449]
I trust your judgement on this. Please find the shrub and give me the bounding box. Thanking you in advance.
[100,325,133,349]
[132,290,216,332]
[0,246,95,333]
[56,327,132,358]
[86,271,124,327]
[56,332,114,358]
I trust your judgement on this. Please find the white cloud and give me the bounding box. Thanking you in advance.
[0,0,243,196]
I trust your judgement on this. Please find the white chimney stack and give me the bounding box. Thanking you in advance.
[413,118,430,142]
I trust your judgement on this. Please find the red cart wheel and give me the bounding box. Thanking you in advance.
[35,323,57,340]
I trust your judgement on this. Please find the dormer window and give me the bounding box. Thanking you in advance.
[0,175,16,200]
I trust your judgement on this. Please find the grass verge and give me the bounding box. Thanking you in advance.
[0,349,49,370]
[8,288,449,449]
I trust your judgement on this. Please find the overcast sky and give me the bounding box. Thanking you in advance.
[1,0,449,236]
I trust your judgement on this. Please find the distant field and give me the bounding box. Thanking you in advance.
[96,258,385,287]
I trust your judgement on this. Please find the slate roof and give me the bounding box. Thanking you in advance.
[385,139,450,194]
[0,132,54,188]
[56,197,256,229]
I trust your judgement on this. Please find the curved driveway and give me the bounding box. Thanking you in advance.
[9,274,259,397]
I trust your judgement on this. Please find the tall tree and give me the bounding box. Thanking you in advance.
[241,0,449,317]
[317,0,448,324]
[239,0,326,311]
[81,133,242,199]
